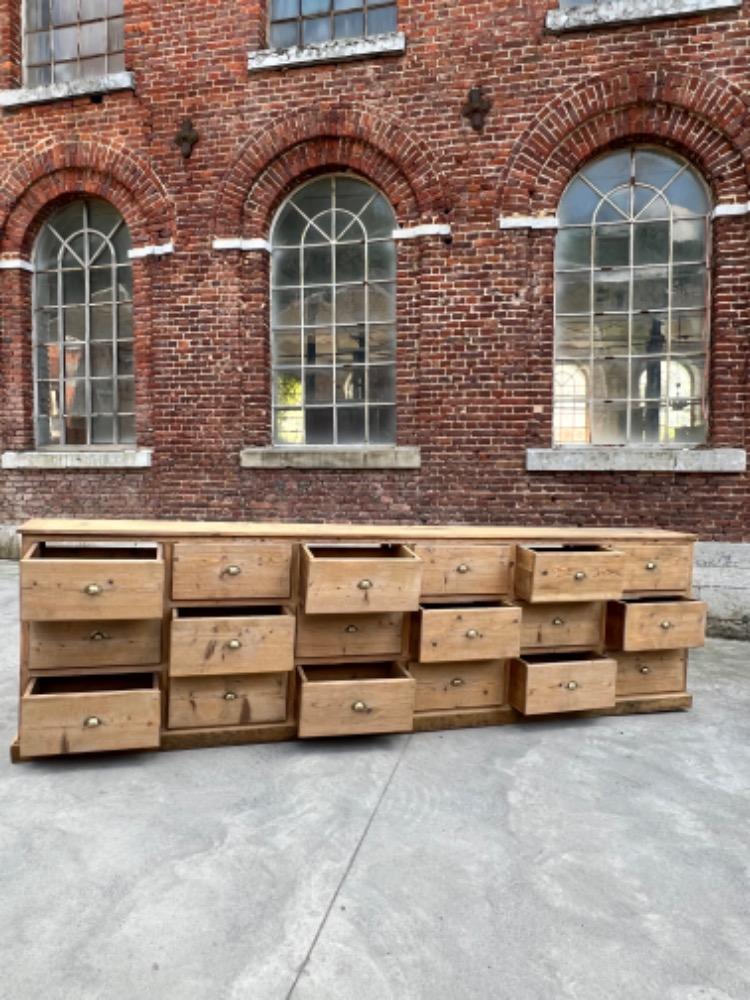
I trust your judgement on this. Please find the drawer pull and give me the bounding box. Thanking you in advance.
[456,563,470,574]
[351,700,371,714]
[660,620,673,631]
[226,639,242,651]
[565,681,579,691]
[224,565,242,577]
[552,617,565,627]
[84,583,103,597]
[357,579,373,591]
[344,624,359,634]
[573,571,587,582]
[646,561,658,572]
[83,716,102,729]
[450,677,465,688]
[465,629,480,640]
[640,666,651,675]
[223,691,238,702]
[89,630,108,642]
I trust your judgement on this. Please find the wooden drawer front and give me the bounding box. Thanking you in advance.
[418,603,521,663]
[621,545,693,594]
[606,599,707,651]
[412,660,508,712]
[509,655,617,716]
[301,544,422,615]
[170,608,295,678]
[296,613,404,659]
[616,651,687,697]
[297,662,415,738]
[21,543,164,622]
[414,544,511,597]
[520,602,603,651]
[29,620,162,670]
[20,673,161,758]
[172,542,292,600]
[515,546,625,603]
[168,673,288,729]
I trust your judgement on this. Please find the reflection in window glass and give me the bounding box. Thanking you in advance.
[554,147,710,446]
[271,175,397,446]
[269,0,397,49]
[24,0,125,88]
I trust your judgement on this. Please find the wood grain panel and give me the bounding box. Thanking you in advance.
[411,660,508,712]
[172,541,292,600]
[29,620,162,670]
[297,662,415,738]
[509,655,617,715]
[169,608,295,677]
[168,673,288,728]
[515,546,624,603]
[418,603,521,662]
[414,543,511,596]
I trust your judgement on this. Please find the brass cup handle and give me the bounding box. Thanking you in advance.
[83,716,102,729]
[227,639,242,651]
[552,617,565,627]
[646,561,658,572]
[660,620,673,631]
[450,678,465,688]
[84,583,103,596]
[640,666,651,675]
[565,681,579,691]
[352,700,370,714]
[358,579,373,591]
[345,625,359,634]
[225,565,242,577]
[574,571,587,582]
[465,629,480,640]
[456,564,470,575]
[90,630,107,642]
[223,691,238,702]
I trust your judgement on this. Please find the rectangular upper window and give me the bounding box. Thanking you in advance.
[269,0,397,49]
[24,0,125,88]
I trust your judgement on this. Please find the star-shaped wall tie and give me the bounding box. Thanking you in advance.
[176,118,199,159]
[462,87,491,133]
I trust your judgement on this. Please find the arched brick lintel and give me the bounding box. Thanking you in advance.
[500,67,750,215]
[214,105,451,235]
[0,141,175,255]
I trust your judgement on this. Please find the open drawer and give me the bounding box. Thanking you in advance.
[170,606,295,677]
[417,601,521,663]
[509,653,617,715]
[515,545,624,603]
[20,672,161,758]
[301,544,423,615]
[606,598,707,651]
[297,662,415,738]
[21,542,164,622]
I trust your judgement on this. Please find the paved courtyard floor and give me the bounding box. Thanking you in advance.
[0,560,748,1000]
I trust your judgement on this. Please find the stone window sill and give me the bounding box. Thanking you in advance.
[1,448,152,470]
[240,446,420,470]
[526,447,746,474]
[546,0,741,32]
[0,71,134,110]
[247,32,405,72]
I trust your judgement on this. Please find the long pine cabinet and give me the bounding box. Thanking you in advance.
[11,519,707,761]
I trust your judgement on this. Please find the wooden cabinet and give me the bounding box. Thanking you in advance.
[20,673,161,758]
[10,519,703,761]
[413,543,511,597]
[417,602,521,663]
[297,662,416,738]
[509,654,617,715]
[515,545,624,603]
[606,598,707,651]
[301,544,423,614]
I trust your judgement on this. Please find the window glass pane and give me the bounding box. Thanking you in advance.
[664,170,709,217]
[64,415,87,443]
[634,189,669,221]
[334,11,363,37]
[556,273,590,314]
[92,415,114,444]
[633,221,669,265]
[273,248,301,286]
[337,406,365,444]
[275,409,304,444]
[91,379,114,412]
[64,305,86,341]
[117,378,134,412]
[360,196,395,239]
[273,330,300,366]
[672,266,706,310]
[336,244,365,283]
[117,341,134,375]
[118,414,136,443]
[556,317,590,358]
[36,344,60,380]
[593,270,629,313]
[304,245,332,285]
[270,21,299,47]
[369,325,395,363]
[274,371,302,406]
[673,219,706,263]
[594,224,629,267]
[368,241,396,280]
[631,315,668,355]
[634,149,682,190]
[91,342,113,377]
[369,282,395,322]
[632,268,669,311]
[301,0,328,13]
[64,380,87,415]
[368,365,395,403]
[116,265,132,299]
[107,50,124,72]
[64,345,84,378]
[305,368,333,404]
[273,287,301,326]
[26,30,52,63]
[26,65,52,86]
[36,272,58,307]
[582,150,630,193]
[671,312,707,353]
[556,228,591,269]
[336,366,366,402]
[272,0,299,17]
[591,403,628,445]
[336,326,367,364]
[27,2,52,31]
[335,286,365,324]
[80,19,106,56]
[302,16,331,43]
[367,4,396,33]
[63,270,86,305]
[118,302,133,336]
[107,16,124,51]
[592,316,628,356]
[53,25,78,59]
[37,309,59,344]
[90,267,114,301]
[305,329,333,365]
[304,287,333,325]
[306,408,334,445]
[369,405,396,444]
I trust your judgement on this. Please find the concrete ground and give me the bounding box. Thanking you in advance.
[0,560,748,1000]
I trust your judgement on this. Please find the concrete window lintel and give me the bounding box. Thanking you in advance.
[247,32,406,72]
[0,71,135,110]
[240,446,421,470]
[2,449,153,470]
[526,447,747,474]
[546,0,742,32]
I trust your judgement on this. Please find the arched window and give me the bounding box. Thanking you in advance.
[554,147,710,446]
[33,198,134,447]
[271,175,397,447]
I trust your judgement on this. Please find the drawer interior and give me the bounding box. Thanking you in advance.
[305,544,413,561]
[174,605,289,619]
[29,673,158,695]
[30,542,160,561]
[420,599,508,611]
[300,662,407,683]
[616,596,688,606]
[521,651,610,665]
[523,544,610,554]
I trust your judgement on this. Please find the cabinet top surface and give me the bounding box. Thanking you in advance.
[20,518,697,543]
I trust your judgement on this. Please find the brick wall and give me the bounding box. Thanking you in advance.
[0,0,748,538]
